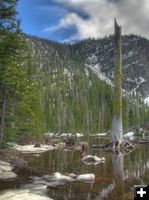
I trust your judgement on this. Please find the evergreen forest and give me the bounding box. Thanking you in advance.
[0,0,149,144]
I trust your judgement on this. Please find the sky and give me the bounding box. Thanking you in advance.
[17,0,149,42]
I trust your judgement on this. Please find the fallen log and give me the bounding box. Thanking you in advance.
[91,144,110,149]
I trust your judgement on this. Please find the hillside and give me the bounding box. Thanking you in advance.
[72,35,149,97]
[28,34,149,98]
[26,34,149,134]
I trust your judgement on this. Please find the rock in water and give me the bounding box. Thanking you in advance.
[76,173,95,181]
[124,132,135,141]
[0,185,53,200]
[13,144,54,153]
[0,171,17,180]
[0,160,17,180]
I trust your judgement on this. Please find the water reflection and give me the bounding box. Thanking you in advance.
[0,138,149,200]
[43,143,148,200]
[111,154,124,200]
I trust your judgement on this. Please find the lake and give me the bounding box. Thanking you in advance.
[0,136,149,200]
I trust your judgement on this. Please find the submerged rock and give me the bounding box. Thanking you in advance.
[81,155,105,165]
[44,172,96,185]
[44,172,75,182]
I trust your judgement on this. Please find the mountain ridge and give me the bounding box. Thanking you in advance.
[27,34,149,99]
[71,34,149,98]
[25,34,149,133]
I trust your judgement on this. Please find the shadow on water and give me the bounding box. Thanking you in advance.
[0,137,149,200]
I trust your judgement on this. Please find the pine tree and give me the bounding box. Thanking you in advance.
[0,0,42,143]
[0,0,19,143]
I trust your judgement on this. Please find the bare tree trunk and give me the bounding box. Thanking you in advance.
[10,96,15,129]
[111,19,123,145]
[0,89,6,143]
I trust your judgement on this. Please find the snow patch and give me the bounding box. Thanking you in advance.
[44,132,84,138]
[13,144,55,154]
[124,132,135,141]
[128,77,145,96]
[126,77,135,83]
[92,133,108,137]
[123,51,136,60]
[85,68,89,77]
[144,96,149,105]
[60,132,84,138]
[64,68,71,77]
[87,54,98,64]
[123,60,139,68]
[86,63,113,86]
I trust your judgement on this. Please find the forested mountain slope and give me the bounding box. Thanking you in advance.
[1,1,148,143]
[27,36,113,133]
[26,34,149,135]
[72,35,149,97]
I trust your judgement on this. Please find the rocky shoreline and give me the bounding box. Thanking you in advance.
[0,149,43,183]
[0,160,17,180]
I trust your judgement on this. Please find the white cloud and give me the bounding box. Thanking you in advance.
[45,0,149,41]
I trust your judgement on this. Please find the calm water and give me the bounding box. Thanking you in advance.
[0,137,149,200]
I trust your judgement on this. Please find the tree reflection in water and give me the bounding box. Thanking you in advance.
[1,142,148,200]
[97,153,124,200]
[112,153,124,200]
